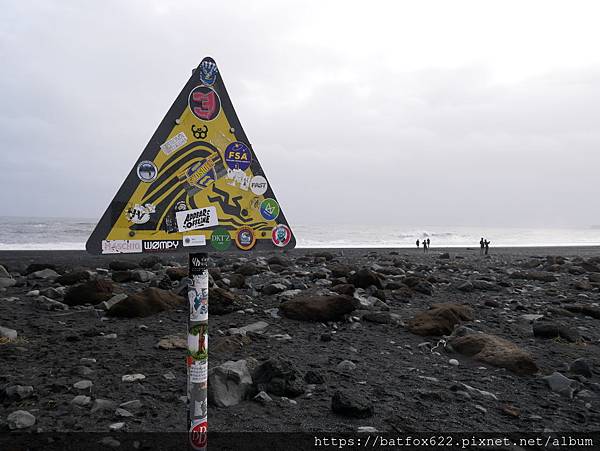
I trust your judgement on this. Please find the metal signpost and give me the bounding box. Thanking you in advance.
[86,57,295,449]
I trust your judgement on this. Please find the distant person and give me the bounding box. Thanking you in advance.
[485,239,490,255]
[423,239,427,253]
[416,239,420,248]
[480,237,485,255]
[426,238,431,249]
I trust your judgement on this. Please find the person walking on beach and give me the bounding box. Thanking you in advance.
[484,239,490,255]
[480,237,485,255]
[426,238,431,249]
[423,239,428,253]
[416,239,420,248]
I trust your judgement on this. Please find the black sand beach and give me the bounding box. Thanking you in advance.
[1,247,599,435]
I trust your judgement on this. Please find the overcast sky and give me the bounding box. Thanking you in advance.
[1,0,599,227]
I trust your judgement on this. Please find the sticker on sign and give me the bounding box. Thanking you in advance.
[176,207,218,232]
[160,131,188,155]
[102,240,142,254]
[183,235,207,247]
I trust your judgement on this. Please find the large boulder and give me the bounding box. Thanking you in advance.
[348,269,383,289]
[279,295,355,321]
[407,303,474,336]
[252,359,305,397]
[208,360,253,407]
[448,332,538,375]
[63,279,114,306]
[210,287,243,315]
[106,288,183,318]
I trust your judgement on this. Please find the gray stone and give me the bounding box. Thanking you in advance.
[448,359,459,366]
[122,374,146,382]
[91,399,117,413]
[30,268,60,280]
[0,265,10,278]
[109,422,125,431]
[0,325,17,340]
[5,385,33,400]
[115,408,134,417]
[71,395,91,406]
[119,399,142,410]
[7,410,36,429]
[543,372,578,398]
[131,269,155,282]
[74,380,93,390]
[208,360,253,407]
[35,295,69,311]
[228,321,269,336]
[0,278,16,289]
[570,358,593,378]
[253,391,273,404]
[337,360,357,372]
[331,390,373,418]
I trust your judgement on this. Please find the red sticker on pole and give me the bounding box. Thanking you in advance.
[189,418,208,450]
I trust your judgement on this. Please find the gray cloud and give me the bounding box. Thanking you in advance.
[1,0,599,228]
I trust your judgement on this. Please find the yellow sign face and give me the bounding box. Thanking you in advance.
[86,57,295,254]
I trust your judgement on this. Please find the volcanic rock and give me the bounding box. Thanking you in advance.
[331,390,373,418]
[407,303,474,336]
[253,359,305,397]
[64,279,114,306]
[279,295,356,321]
[107,288,183,318]
[349,269,383,289]
[448,332,538,375]
[209,287,243,315]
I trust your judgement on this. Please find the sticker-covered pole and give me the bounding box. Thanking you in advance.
[188,253,209,450]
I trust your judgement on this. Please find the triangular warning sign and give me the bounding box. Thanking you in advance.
[86,57,296,255]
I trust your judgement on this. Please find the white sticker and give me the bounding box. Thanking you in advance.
[176,207,218,232]
[160,132,188,155]
[101,240,142,254]
[190,360,208,383]
[226,168,250,190]
[188,273,209,321]
[183,235,207,247]
[250,175,268,195]
[126,203,155,224]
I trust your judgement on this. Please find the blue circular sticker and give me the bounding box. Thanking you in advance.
[224,142,252,171]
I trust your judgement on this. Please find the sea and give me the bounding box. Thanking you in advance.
[0,217,599,250]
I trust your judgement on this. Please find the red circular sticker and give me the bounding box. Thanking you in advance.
[235,227,256,251]
[189,419,208,450]
[272,224,292,247]
[188,86,221,121]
